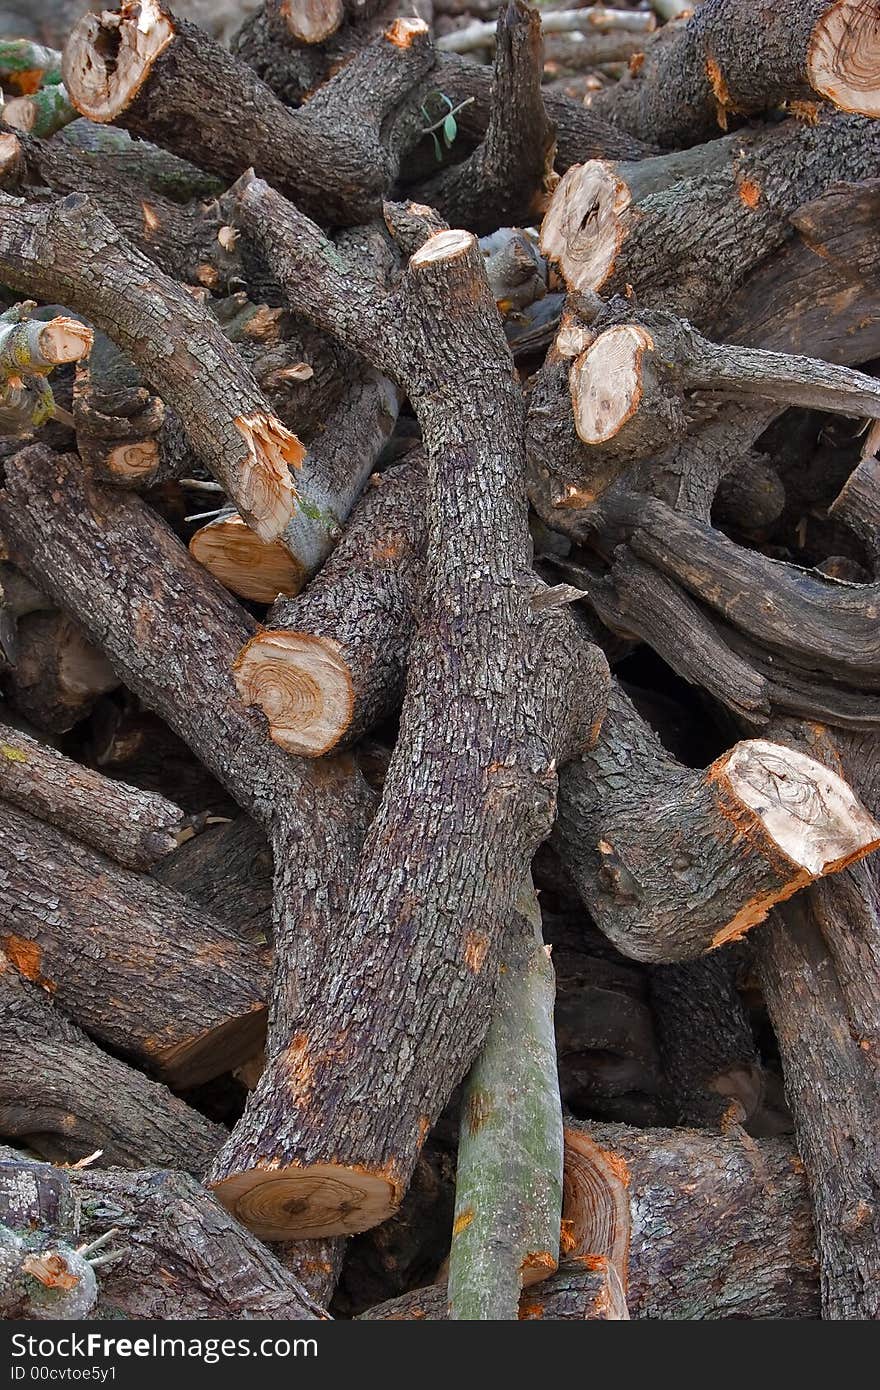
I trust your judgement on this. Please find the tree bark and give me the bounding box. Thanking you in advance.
[563,1121,819,1318]
[540,113,880,327]
[0,192,303,541]
[0,1149,326,1321]
[553,678,880,962]
[0,955,225,1173]
[0,718,194,871]
[209,182,610,1240]
[360,1261,626,1319]
[589,0,880,147]
[234,456,426,755]
[0,802,269,1088]
[6,610,118,734]
[447,878,563,1319]
[63,1,434,226]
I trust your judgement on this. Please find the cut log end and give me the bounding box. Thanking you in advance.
[410,229,477,267]
[570,325,653,444]
[708,738,880,947]
[104,439,160,482]
[540,161,630,295]
[234,412,304,544]
[280,0,344,45]
[808,0,880,119]
[0,132,23,178]
[3,96,37,134]
[37,318,94,367]
[152,1003,268,1090]
[189,514,305,604]
[233,630,354,757]
[211,1162,402,1239]
[720,739,880,877]
[62,0,175,123]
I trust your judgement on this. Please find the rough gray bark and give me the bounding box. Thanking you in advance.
[589,0,880,147]
[554,678,880,961]
[63,1,434,226]
[563,1121,819,1319]
[0,955,224,1174]
[234,457,426,756]
[0,192,303,541]
[209,180,610,1240]
[0,801,269,1088]
[0,1149,325,1321]
[0,718,193,870]
[361,1261,625,1319]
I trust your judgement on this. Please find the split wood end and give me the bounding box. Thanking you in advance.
[570,324,653,444]
[235,412,304,544]
[808,0,880,119]
[384,16,430,47]
[190,513,305,605]
[540,160,631,295]
[0,132,22,178]
[233,629,354,757]
[211,1161,403,1239]
[62,0,174,123]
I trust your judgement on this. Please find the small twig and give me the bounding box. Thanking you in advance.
[420,95,475,136]
[75,1227,119,1260]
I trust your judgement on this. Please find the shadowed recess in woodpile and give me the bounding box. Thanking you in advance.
[0,0,879,1330]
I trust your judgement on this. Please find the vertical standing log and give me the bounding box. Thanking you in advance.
[447,878,563,1319]
[209,183,610,1239]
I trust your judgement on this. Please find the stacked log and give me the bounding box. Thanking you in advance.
[0,0,878,1327]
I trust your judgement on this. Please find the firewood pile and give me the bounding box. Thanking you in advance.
[0,0,879,1323]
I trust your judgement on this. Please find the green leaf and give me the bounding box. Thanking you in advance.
[443,113,457,147]
[431,132,443,163]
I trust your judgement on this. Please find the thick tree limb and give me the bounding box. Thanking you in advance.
[0,192,303,541]
[210,180,610,1240]
[234,457,426,755]
[0,955,224,1173]
[589,0,880,147]
[0,802,269,1087]
[553,679,880,962]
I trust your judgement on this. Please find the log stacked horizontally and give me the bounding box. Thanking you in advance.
[0,0,879,1327]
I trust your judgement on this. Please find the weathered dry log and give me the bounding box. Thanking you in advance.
[234,0,652,168]
[0,802,269,1088]
[0,719,194,871]
[564,310,880,478]
[0,1150,326,1321]
[6,610,118,734]
[417,0,555,235]
[830,453,880,569]
[589,0,880,148]
[563,1122,819,1318]
[152,815,273,945]
[553,679,880,962]
[754,722,880,1320]
[360,1260,626,1319]
[210,182,610,1239]
[63,1,433,226]
[649,953,768,1131]
[611,493,880,685]
[234,457,426,755]
[193,367,402,603]
[540,113,880,325]
[0,191,303,541]
[0,441,373,1000]
[0,954,224,1173]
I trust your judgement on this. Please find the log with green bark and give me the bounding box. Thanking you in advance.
[447,878,563,1319]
